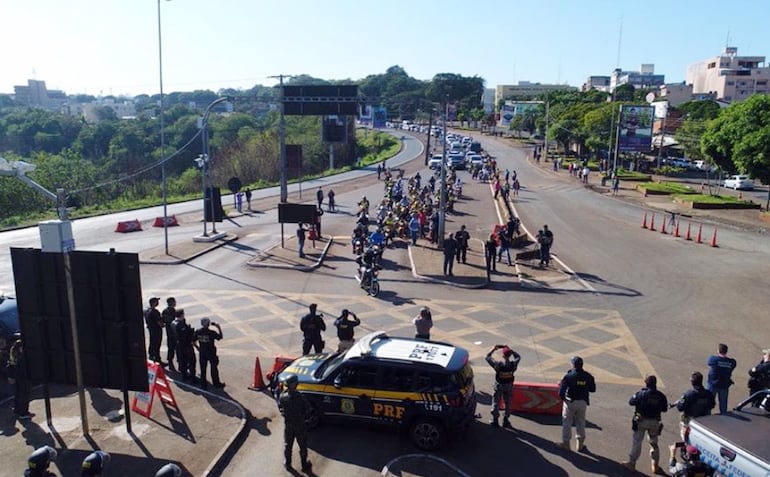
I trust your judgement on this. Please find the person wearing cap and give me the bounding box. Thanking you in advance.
[486,344,521,428]
[278,374,312,472]
[155,463,182,477]
[144,297,164,364]
[24,446,57,477]
[334,309,361,353]
[81,450,110,477]
[622,375,669,474]
[9,336,33,420]
[558,356,596,452]
[300,304,326,355]
[161,297,178,371]
[706,343,737,414]
[455,225,470,264]
[748,348,770,407]
[668,443,715,477]
[537,225,554,267]
[194,318,224,389]
[413,307,433,340]
[173,309,197,383]
[674,371,715,440]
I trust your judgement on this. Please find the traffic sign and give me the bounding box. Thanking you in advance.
[227,177,242,193]
[500,381,562,415]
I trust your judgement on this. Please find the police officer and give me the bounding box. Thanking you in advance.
[173,310,197,383]
[278,374,312,472]
[558,356,596,452]
[194,318,224,390]
[300,304,325,355]
[622,375,669,474]
[81,450,110,477]
[455,225,470,264]
[161,297,177,370]
[24,446,57,477]
[334,309,360,353]
[667,443,715,477]
[748,348,770,406]
[144,297,164,364]
[155,463,182,477]
[9,335,33,420]
[674,371,715,439]
[486,344,521,428]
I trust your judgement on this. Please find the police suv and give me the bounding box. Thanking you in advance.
[277,331,476,450]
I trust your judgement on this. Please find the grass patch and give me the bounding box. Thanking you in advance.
[675,194,754,205]
[640,182,696,194]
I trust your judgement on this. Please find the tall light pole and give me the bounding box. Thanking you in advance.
[157,0,170,254]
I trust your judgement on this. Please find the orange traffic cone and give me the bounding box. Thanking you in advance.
[710,227,718,247]
[674,221,680,238]
[696,224,703,244]
[649,213,656,231]
[685,222,692,241]
[660,219,667,234]
[642,212,648,229]
[248,356,266,391]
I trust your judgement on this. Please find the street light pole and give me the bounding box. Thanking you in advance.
[157,0,169,254]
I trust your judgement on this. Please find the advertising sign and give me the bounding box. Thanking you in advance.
[499,103,516,126]
[372,106,387,128]
[618,105,654,152]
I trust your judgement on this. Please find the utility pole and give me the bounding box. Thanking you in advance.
[613,105,622,171]
[656,113,667,170]
[424,107,432,165]
[438,101,448,246]
[269,74,291,203]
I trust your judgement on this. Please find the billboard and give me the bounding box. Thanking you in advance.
[372,106,387,128]
[618,105,654,152]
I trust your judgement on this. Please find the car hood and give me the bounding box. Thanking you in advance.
[278,353,333,383]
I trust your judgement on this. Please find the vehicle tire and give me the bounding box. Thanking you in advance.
[305,403,322,429]
[369,280,381,297]
[408,418,445,451]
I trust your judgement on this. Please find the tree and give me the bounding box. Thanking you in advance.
[613,84,635,102]
[701,94,770,185]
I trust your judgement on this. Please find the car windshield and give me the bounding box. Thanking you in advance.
[315,352,347,379]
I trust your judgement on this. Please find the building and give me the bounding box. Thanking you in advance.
[12,79,67,111]
[582,76,611,92]
[80,99,137,123]
[481,88,495,114]
[686,47,770,102]
[610,64,665,91]
[494,81,576,107]
[658,83,693,107]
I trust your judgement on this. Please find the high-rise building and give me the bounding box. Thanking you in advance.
[686,47,770,102]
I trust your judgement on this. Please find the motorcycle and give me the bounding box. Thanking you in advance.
[357,263,381,297]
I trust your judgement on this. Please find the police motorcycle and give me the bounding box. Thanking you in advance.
[355,247,382,297]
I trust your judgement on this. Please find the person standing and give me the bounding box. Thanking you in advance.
[334,309,361,353]
[497,231,512,266]
[408,213,420,246]
[377,163,383,180]
[675,371,715,439]
[327,189,335,212]
[244,187,252,211]
[748,348,770,406]
[486,344,521,428]
[144,297,164,364]
[300,304,325,355]
[706,343,737,414]
[537,225,554,267]
[161,297,177,371]
[9,337,33,420]
[279,374,312,472]
[413,306,432,340]
[558,356,596,452]
[512,178,520,197]
[485,233,497,273]
[316,186,324,209]
[442,233,457,276]
[194,318,225,389]
[173,310,197,383]
[455,225,470,264]
[612,175,620,196]
[296,223,307,259]
[622,375,669,474]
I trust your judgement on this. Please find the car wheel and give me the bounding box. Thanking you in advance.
[305,403,322,429]
[408,417,445,451]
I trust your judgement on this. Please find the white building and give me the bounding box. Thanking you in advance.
[686,47,770,102]
[494,81,576,107]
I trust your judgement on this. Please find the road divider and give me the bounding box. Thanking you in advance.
[502,381,562,415]
[115,219,142,233]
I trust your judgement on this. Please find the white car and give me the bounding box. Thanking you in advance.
[428,155,443,170]
[694,160,719,173]
[723,175,754,190]
[466,154,484,167]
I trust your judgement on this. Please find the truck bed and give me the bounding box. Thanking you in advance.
[690,407,770,463]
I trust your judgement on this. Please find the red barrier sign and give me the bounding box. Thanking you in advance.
[116,219,143,233]
[132,361,177,418]
[153,215,179,227]
[499,381,562,415]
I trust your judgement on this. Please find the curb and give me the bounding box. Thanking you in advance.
[246,237,334,270]
[407,242,489,289]
[139,234,240,265]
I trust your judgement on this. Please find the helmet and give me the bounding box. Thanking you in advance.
[155,463,182,477]
[571,356,584,367]
[281,374,299,387]
[28,446,57,470]
[81,450,111,475]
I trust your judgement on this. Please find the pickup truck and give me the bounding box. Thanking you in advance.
[686,390,770,476]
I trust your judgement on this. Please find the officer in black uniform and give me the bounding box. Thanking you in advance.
[161,297,177,370]
[144,297,164,364]
[558,356,596,451]
[81,450,110,477]
[486,344,521,428]
[334,309,361,353]
[748,348,770,406]
[300,304,325,355]
[279,374,312,472]
[194,318,224,389]
[674,371,715,439]
[173,310,197,383]
[155,463,182,477]
[24,446,57,477]
[623,375,669,474]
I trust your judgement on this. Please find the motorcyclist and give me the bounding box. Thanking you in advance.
[356,247,379,287]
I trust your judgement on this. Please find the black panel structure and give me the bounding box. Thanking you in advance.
[286,144,303,170]
[283,85,358,116]
[278,203,318,224]
[10,248,148,392]
[204,187,224,222]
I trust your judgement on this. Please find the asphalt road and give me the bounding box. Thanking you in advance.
[2,130,768,476]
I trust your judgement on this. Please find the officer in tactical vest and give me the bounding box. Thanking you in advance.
[161,297,177,370]
[674,371,716,439]
[486,344,521,428]
[558,356,596,452]
[144,297,164,364]
[279,374,312,472]
[194,318,224,390]
[300,304,325,355]
[623,375,669,474]
[173,310,197,383]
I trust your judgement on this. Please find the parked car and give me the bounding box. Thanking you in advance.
[694,160,719,173]
[428,155,444,170]
[723,174,754,190]
[668,158,696,170]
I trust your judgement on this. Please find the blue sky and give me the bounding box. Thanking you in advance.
[2,0,768,97]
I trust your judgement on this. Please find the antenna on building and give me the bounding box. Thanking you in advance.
[32,67,37,80]
[725,29,730,49]
[616,17,623,69]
